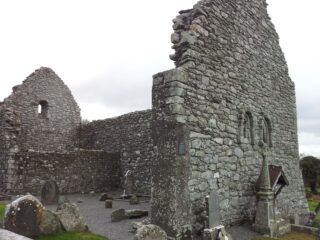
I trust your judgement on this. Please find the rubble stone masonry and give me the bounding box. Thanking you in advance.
[151,0,308,237]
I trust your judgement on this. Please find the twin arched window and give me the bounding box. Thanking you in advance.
[238,109,272,147]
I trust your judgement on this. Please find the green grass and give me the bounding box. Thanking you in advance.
[0,203,6,222]
[308,199,320,227]
[253,231,316,240]
[35,232,109,240]
[308,199,319,212]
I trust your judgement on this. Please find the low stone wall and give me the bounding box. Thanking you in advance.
[8,150,121,195]
[80,110,153,194]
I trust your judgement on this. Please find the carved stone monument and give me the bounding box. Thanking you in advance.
[254,149,291,237]
[40,180,60,205]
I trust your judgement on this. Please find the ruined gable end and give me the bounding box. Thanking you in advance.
[151,0,308,237]
[3,67,81,152]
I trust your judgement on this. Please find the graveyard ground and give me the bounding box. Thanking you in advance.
[0,191,319,240]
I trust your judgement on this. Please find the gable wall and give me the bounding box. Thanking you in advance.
[151,0,308,236]
[3,67,81,152]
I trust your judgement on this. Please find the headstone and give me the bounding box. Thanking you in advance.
[111,209,126,222]
[41,180,59,205]
[124,171,135,195]
[56,203,87,232]
[105,199,113,208]
[4,195,44,237]
[206,191,221,228]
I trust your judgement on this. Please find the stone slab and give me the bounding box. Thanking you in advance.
[0,229,32,240]
[207,191,221,228]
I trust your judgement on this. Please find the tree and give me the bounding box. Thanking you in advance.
[300,156,320,193]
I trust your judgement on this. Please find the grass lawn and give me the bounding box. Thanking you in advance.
[308,199,319,212]
[0,202,6,222]
[253,231,316,240]
[308,199,320,227]
[35,232,109,240]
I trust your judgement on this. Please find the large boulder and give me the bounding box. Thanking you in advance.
[56,203,87,232]
[111,209,126,222]
[4,195,44,237]
[39,209,64,235]
[134,224,167,240]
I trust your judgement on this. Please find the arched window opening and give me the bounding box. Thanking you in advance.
[243,113,251,140]
[260,117,272,147]
[242,112,253,144]
[38,100,48,118]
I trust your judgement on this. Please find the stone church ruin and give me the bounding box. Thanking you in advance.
[0,0,308,238]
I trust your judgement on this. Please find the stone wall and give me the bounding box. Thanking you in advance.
[8,150,121,195]
[151,0,308,237]
[0,104,7,190]
[2,67,81,152]
[0,104,21,193]
[80,110,153,194]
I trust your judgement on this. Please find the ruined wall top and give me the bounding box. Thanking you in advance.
[170,0,290,81]
[2,67,81,152]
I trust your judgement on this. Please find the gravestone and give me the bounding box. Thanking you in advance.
[41,180,59,205]
[4,195,44,237]
[124,171,135,195]
[206,191,221,228]
[105,200,113,208]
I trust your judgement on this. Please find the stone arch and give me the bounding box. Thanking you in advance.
[258,113,272,147]
[38,100,48,118]
[238,104,255,145]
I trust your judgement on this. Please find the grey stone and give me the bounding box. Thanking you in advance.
[134,224,167,240]
[0,229,33,240]
[39,209,63,235]
[99,193,112,201]
[111,209,126,222]
[207,191,221,228]
[130,195,140,205]
[125,209,149,219]
[4,195,44,237]
[56,203,87,232]
[130,222,144,233]
[105,199,113,208]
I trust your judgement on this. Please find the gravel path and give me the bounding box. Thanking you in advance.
[45,193,261,240]
[46,192,149,240]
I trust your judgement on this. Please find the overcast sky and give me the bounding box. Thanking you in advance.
[0,0,319,156]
